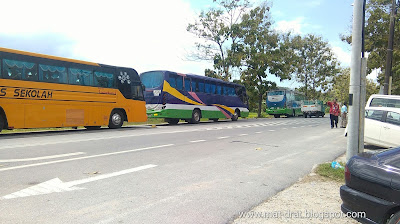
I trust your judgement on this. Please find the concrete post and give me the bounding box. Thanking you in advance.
[347,0,363,162]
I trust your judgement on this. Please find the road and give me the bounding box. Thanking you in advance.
[0,117,346,224]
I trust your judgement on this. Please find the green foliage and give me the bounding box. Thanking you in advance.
[187,0,250,80]
[291,34,340,99]
[342,0,400,94]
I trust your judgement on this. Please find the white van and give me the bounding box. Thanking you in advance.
[364,94,400,148]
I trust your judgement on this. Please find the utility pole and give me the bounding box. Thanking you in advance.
[384,0,397,95]
[347,0,364,162]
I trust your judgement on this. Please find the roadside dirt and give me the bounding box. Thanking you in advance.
[233,155,358,224]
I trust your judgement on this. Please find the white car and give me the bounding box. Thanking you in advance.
[364,94,400,148]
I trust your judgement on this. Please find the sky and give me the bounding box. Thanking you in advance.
[0,0,357,87]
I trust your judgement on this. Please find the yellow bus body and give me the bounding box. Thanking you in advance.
[0,47,147,130]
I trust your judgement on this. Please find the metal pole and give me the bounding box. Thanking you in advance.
[347,0,363,162]
[384,0,396,95]
[359,58,367,154]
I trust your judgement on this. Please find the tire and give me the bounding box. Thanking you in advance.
[388,211,400,224]
[166,118,179,125]
[274,114,280,118]
[190,109,201,124]
[231,110,239,121]
[210,118,219,122]
[292,110,295,117]
[108,110,124,129]
[0,115,4,132]
[303,113,307,118]
[85,126,101,130]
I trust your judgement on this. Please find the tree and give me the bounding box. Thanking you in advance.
[187,0,250,81]
[330,68,379,104]
[292,34,340,99]
[342,0,400,94]
[235,5,295,117]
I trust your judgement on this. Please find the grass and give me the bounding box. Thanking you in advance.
[315,162,346,182]
[248,112,271,118]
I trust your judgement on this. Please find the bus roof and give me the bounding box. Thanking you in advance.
[142,70,245,87]
[0,47,100,67]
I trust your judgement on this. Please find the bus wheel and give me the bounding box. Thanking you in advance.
[108,110,124,129]
[85,126,101,130]
[166,118,179,125]
[274,115,280,118]
[0,115,4,132]
[232,110,239,121]
[190,109,201,124]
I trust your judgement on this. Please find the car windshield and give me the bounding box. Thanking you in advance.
[140,71,164,89]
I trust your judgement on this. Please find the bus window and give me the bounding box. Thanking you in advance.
[169,76,176,88]
[39,64,67,83]
[210,83,216,94]
[94,71,115,88]
[223,86,229,95]
[131,81,144,101]
[185,78,191,91]
[69,68,93,86]
[205,82,211,94]
[192,80,199,92]
[176,76,183,90]
[141,71,164,89]
[198,81,205,92]
[216,85,222,95]
[3,59,37,80]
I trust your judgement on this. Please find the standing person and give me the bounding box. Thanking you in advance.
[340,102,348,128]
[327,99,341,129]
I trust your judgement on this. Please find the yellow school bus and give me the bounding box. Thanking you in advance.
[0,47,147,132]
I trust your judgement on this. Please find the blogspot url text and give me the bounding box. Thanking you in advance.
[238,210,366,221]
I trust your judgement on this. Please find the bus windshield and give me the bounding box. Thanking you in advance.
[268,91,284,96]
[141,71,164,89]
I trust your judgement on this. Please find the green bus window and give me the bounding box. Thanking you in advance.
[3,59,37,80]
[94,71,115,88]
[69,68,93,86]
[39,64,67,83]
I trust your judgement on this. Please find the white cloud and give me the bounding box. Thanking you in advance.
[332,46,351,66]
[274,17,305,34]
[0,0,212,75]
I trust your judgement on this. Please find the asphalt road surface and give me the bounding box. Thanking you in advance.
[0,117,346,224]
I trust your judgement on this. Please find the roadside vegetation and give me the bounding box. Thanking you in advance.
[315,162,346,182]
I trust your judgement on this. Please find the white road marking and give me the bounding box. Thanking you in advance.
[239,134,248,136]
[217,136,230,139]
[269,130,276,132]
[190,140,206,143]
[0,152,85,163]
[2,164,157,199]
[282,128,288,130]
[255,131,262,134]
[0,144,173,172]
